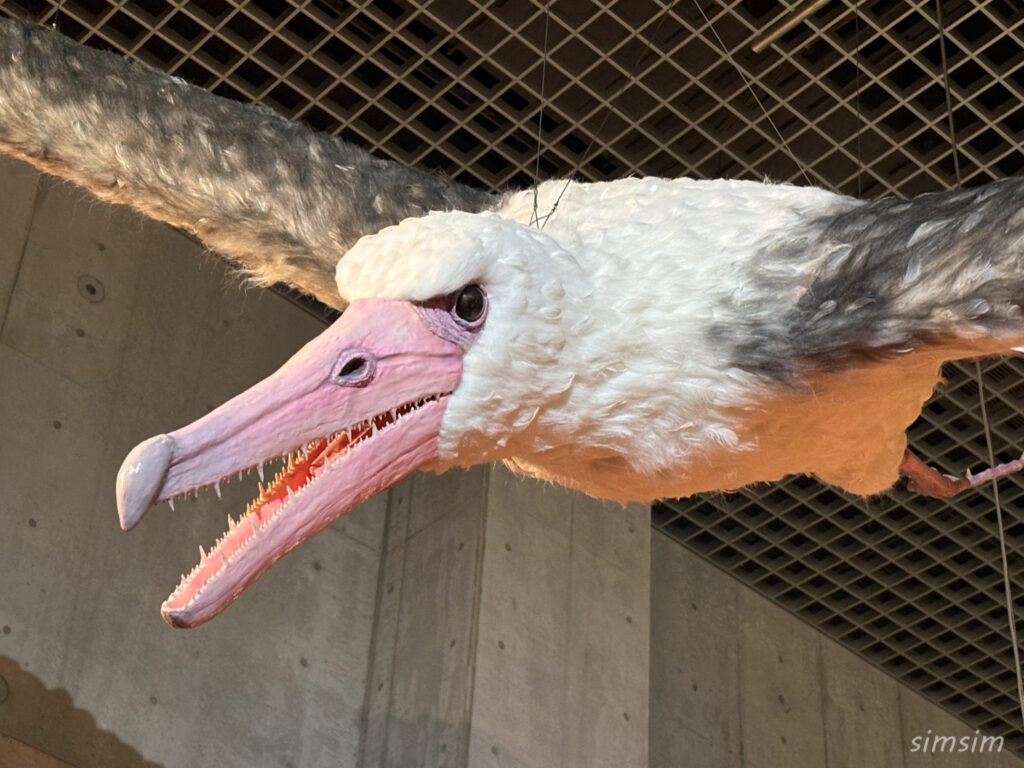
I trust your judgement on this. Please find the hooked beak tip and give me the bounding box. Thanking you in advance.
[116,434,174,531]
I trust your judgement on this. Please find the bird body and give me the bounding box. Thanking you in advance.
[341,177,855,499]
[339,177,1024,500]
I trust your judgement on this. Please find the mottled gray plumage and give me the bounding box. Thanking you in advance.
[724,178,1024,380]
[0,16,495,309]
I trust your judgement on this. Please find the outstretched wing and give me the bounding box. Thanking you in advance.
[0,17,496,309]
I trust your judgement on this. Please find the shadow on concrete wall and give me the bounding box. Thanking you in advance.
[0,656,162,768]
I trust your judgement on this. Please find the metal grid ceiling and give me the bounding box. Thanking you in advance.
[3,0,1024,753]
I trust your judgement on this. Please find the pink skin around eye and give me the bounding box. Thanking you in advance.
[414,288,488,350]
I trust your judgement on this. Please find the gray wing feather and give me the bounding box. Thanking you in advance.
[0,17,496,309]
[724,178,1024,380]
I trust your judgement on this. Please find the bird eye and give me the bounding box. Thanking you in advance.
[454,284,486,323]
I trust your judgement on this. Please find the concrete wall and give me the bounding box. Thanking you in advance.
[650,530,1024,768]
[465,468,648,768]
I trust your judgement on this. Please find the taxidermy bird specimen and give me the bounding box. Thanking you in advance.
[2,17,1024,627]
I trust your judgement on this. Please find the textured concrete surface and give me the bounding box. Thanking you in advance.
[467,468,650,768]
[360,468,486,768]
[362,465,651,768]
[650,530,1024,768]
[0,157,385,767]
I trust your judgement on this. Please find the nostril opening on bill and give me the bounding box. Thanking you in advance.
[339,357,367,377]
[334,348,377,386]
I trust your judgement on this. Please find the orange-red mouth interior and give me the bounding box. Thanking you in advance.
[165,402,422,610]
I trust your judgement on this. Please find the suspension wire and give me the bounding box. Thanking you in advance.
[693,0,813,187]
[536,1,677,229]
[935,0,1024,731]
[853,0,862,197]
[975,359,1024,731]
[530,2,552,228]
[936,0,961,185]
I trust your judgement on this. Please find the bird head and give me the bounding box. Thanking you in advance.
[116,212,586,627]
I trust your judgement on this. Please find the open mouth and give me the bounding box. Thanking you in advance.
[117,296,468,628]
[158,394,446,625]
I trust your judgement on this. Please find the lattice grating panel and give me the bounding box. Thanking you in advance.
[658,356,1024,753]
[6,0,1022,195]
[2,0,1023,753]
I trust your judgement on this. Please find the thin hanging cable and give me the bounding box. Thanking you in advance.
[530,3,552,228]
[536,1,676,229]
[935,0,961,184]
[853,0,863,197]
[693,0,813,187]
[974,359,1024,731]
[935,0,1024,731]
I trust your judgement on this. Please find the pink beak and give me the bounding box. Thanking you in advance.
[116,299,463,628]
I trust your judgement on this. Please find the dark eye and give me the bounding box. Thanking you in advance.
[454,284,486,322]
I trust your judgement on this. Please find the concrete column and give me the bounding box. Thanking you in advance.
[360,465,651,768]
